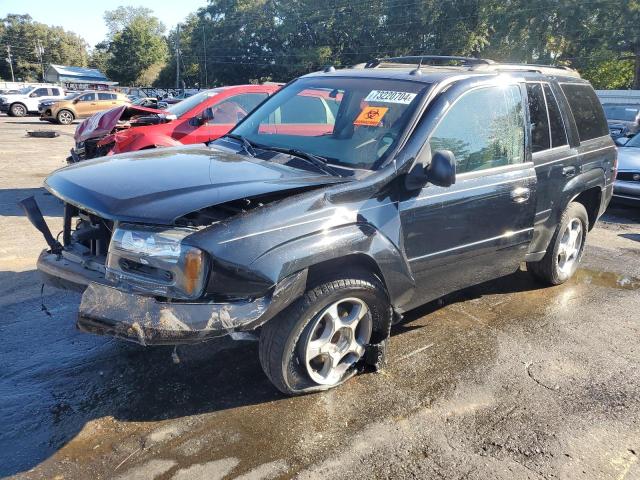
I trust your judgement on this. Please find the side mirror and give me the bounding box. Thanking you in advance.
[29,92,38,98]
[73,99,79,104]
[426,150,456,187]
[614,136,629,147]
[404,146,456,190]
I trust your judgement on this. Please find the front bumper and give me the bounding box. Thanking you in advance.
[0,103,9,113]
[38,250,307,345]
[613,179,640,205]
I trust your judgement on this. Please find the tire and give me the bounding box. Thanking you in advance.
[259,271,392,395]
[10,103,27,117]
[56,110,74,125]
[527,201,588,285]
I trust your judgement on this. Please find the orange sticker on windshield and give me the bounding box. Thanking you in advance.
[354,106,388,126]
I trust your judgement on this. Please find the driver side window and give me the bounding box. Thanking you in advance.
[429,85,525,174]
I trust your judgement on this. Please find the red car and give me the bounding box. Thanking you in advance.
[70,84,281,161]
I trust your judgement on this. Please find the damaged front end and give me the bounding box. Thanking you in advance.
[69,105,170,163]
[25,194,308,346]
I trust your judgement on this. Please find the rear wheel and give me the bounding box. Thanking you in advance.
[10,103,27,117]
[527,201,588,285]
[56,109,74,125]
[259,272,391,395]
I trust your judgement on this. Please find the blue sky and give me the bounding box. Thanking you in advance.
[0,0,208,47]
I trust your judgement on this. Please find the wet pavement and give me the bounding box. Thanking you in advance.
[1,117,639,479]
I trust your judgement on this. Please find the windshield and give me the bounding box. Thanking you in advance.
[166,90,219,118]
[232,77,430,170]
[604,105,640,122]
[625,134,640,148]
[18,87,31,95]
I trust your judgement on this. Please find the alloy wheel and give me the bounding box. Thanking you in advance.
[557,218,583,275]
[304,297,372,385]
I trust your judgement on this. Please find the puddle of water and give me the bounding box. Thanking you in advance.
[573,268,640,290]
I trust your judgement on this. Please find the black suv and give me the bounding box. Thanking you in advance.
[24,56,615,395]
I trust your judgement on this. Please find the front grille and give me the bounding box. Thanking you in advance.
[617,172,640,182]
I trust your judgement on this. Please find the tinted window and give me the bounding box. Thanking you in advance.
[98,92,115,100]
[78,93,95,102]
[560,84,608,141]
[429,85,525,174]
[526,83,550,152]
[32,88,49,97]
[543,84,568,147]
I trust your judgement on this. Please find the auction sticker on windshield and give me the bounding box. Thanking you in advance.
[354,106,389,126]
[365,90,417,104]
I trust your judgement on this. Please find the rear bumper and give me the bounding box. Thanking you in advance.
[38,250,307,345]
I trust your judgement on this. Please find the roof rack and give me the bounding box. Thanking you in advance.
[360,55,581,78]
[366,55,495,69]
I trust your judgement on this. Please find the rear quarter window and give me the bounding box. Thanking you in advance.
[560,84,608,141]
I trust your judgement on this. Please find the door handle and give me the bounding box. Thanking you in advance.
[510,187,531,203]
[562,166,576,177]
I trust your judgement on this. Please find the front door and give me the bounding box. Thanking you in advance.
[75,92,98,117]
[399,83,537,307]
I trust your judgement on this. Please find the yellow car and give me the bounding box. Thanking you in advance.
[41,91,130,125]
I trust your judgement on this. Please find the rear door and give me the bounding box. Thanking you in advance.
[524,81,577,256]
[97,92,119,111]
[399,82,537,306]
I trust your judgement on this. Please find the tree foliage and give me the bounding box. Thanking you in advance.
[153,0,638,89]
[102,8,168,86]
[0,14,88,82]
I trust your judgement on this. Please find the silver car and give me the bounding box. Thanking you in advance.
[614,135,640,205]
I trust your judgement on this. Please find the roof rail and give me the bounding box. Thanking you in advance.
[471,62,581,78]
[366,55,495,68]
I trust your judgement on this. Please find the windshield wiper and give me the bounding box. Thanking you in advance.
[223,133,256,157]
[257,145,340,176]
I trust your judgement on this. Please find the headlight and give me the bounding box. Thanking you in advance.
[106,224,209,300]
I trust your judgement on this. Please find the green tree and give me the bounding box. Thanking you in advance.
[103,8,168,85]
[0,14,88,82]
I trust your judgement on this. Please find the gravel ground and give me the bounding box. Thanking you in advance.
[0,116,639,480]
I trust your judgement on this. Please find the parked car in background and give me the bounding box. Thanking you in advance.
[0,85,65,117]
[603,104,640,139]
[130,97,164,109]
[38,92,81,115]
[26,57,614,395]
[613,134,640,205]
[40,91,130,125]
[69,84,281,161]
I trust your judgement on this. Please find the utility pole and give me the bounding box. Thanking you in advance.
[35,40,45,81]
[6,45,15,82]
[175,24,180,90]
[202,24,208,88]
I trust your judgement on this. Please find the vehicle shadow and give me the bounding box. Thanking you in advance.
[0,187,64,217]
[0,267,543,476]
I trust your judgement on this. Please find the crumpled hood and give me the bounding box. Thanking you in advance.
[74,104,166,143]
[44,145,345,225]
[617,146,640,171]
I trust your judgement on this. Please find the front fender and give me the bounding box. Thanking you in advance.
[249,223,415,308]
[114,133,182,153]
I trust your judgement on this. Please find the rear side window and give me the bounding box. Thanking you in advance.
[429,85,525,174]
[560,84,608,141]
[526,83,550,152]
[543,84,568,147]
[98,92,116,100]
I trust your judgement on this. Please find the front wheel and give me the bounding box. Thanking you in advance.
[56,109,74,125]
[259,272,392,395]
[527,201,588,285]
[10,103,27,117]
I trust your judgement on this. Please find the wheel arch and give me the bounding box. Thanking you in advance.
[570,186,602,231]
